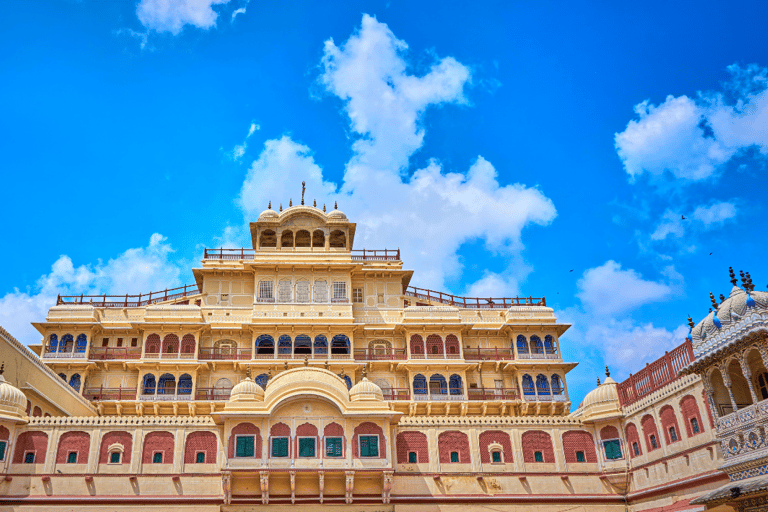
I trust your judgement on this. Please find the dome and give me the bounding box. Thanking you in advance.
[0,372,27,421]
[572,376,621,422]
[259,208,279,220]
[692,286,768,341]
[228,377,264,402]
[327,209,347,220]
[349,377,383,402]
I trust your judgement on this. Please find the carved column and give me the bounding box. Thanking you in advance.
[345,470,355,504]
[222,472,231,505]
[721,364,739,412]
[318,471,325,504]
[290,470,296,504]
[702,376,720,420]
[382,470,394,504]
[740,358,759,404]
[259,470,270,505]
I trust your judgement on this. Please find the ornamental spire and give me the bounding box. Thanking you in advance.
[710,292,718,309]
[301,181,306,205]
[605,366,610,378]
[730,267,738,286]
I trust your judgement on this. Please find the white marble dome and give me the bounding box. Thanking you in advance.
[327,208,347,220]
[258,207,279,220]
[0,372,27,419]
[229,377,264,402]
[349,377,384,401]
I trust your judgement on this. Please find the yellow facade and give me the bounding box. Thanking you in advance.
[0,204,732,510]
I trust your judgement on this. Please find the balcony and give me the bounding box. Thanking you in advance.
[43,350,87,360]
[139,392,193,401]
[351,249,401,261]
[517,352,559,360]
[405,286,545,309]
[252,352,352,360]
[617,340,694,407]
[409,353,462,360]
[89,348,141,360]
[467,387,520,400]
[56,283,200,308]
[382,388,411,400]
[203,248,401,262]
[522,389,567,402]
[143,352,197,360]
[83,387,137,401]
[464,348,514,361]
[199,348,252,361]
[354,349,407,361]
[413,392,466,401]
[195,388,232,401]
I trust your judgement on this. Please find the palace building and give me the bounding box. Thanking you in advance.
[0,201,744,511]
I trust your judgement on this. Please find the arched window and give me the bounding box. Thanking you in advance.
[180,334,196,355]
[58,373,67,381]
[530,336,544,354]
[426,334,444,356]
[178,374,193,395]
[413,374,427,395]
[314,335,328,355]
[295,230,311,247]
[551,374,562,395]
[312,230,325,247]
[157,373,176,396]
[256,335,274,355]
[75,334,88,353]
[522,374,535,395]
[295,280,311,303]
[449,374,463,395]
[213,339,236,357]
[294,335,311,355]
[516,335,529,355]
[445,335,460,355]
[142,374,156,395]
[145,334,160,354]
[329,230,346,248]
[214,378,233,399]
[429,374,447,395]
[69,373,81,392]
[410,335,425,356]
[343,375,352,389]
[260,229,277,248]
[280,230,294,248]
[536,374,550,396]
[48,334,59,353]
[313,280,328,303]
[277,335,292,355]
[331,335,350,355]
[162,334,179,354]
[254,374,269,388]
[61,334,74,353]
[544,335,556,354]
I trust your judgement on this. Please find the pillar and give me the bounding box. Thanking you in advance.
[740,358,759,404]
[721,366,739,412]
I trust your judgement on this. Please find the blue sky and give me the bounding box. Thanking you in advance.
[2,0,768,406]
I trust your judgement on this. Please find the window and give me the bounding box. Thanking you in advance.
[450,451,459,463]
[669,426,678,442]
[650,435,658,449]
[575,451,585,462]
[314,281,328,303]
[296,281,310,303]
[131,337,138,347]
[491,450,502,463]
[102,337,109,347]
[534,451,544,462]
[109,451,121,464]
[377,293,384,304]
[258,281,274,300]
[272,437,289,458]
[67,451,78,464]
[0,441,6,461]
[196,452,206,463]
[298,437,316,457]
[408,451,418,463]
[326,437,343,457]
[632,442,640,456]
[24,451,35,464]
[759,372,768,400]
[691,417,700,434]
[236,436,255,458]
[153,452,163,464]
[352,287,363,303]
[333,282,347,302]
[278,280,292,302]
[116,337,123,347]
[359,435,379,457]
[603,440,622,460]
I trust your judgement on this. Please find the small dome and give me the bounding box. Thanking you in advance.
[573,376,621,421]
[349,377,383,402]
[229,377,264,402]
[259,208,279,220]
[0,373,27,419]
[327,209,347,220]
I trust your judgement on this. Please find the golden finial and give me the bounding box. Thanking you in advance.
[362,365,368,379]
[720,294,726,302]
[710,292,718,309]
[284,361,288,371]
[323,204,326,212]
[740,270,747,287]
[268,201,271,209]
[334,201,338,210]
[304,355,309,366]
[289,199,292,207]
[746,272,755,292]
[688,316,695,329]
[313,199,317,207]
[246,366,251,378]
[279,203,283,212]
[730,267,738,286]
[301,181,306,205]
[597,377,601,386]
[605,366,610,378]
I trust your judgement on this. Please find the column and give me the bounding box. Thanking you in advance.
[740,358,759,404]
[721,368,739,412]
[87,429,103,474]
[468,427,480,472]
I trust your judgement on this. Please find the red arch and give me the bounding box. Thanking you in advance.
[562,430,597,463]
[600,425,619,440]
[641,414,660,452]
[479,430,513,463]
[185,431,217,463]
[426,334,444,356]
[625,423,642,458]
[521,430,555,463]
[99,431,132,464]
[145,334,160,353]
[142,431,174,464]
[410,335,424,355]
[32,406,42,417]
[229,422,261,458]
[681,394,705,437]
[397,431,429,464]
[180,334,196,354]
[438,431,470,463]
[660,405,681,444]
[445,334,460,356]
[353,422,386,459]
[161,334,179,354]
[13,431,48,463]
[56,431,90,464]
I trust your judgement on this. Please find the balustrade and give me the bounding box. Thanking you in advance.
[354,348,407,361]
[467,387,520,400]
[83,387,137,401]
[199,348,251,361]
[463,348,513,361]
[382,388,411,400]
[88,348,141,360]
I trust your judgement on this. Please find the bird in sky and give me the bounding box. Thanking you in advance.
[682,215,687,220]
[569,269,574,273]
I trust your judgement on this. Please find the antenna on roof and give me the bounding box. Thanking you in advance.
[301,181,306,205]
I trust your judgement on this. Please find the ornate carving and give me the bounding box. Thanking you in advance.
[345,471,355,504]
[260,471,270,505]
[222,472,231,505]
[382,471,394,504]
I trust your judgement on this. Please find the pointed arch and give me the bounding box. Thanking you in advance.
[410,334,425,356]
[551,374,563,394]
[426,334,444,356]
[530,335,544,354]
[281,230,294,248]
[157,373,176,396]
[522,374,535,396]
[516,335,529,354]
[544,335,556,354]
[142,374,156,395]
[413,374,427,395]
[161,334,179,354]
[294,334,311,355]
[180,334,196,355]
[314,335,328,355]
[68,373,81,392]
[48,334,59,353]
[178,374,193,395]
[75,334,88,353]
[277,334,292,355]
[331,334,350,355]
[449,374,463,395]
[312,230,325,247]
[445,334,460,355]
[256,334,274,355]
[295,230,311,247]
[429,374,447,394]
[536,374,550,396]
[145,334,160,354]
[61,334,74,353]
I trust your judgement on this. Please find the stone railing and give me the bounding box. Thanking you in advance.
[716,399,768,435]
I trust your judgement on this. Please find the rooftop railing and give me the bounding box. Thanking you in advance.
[350,249,400,261]
[405,286,545,309]
[202,248,401,261]
[382,388,411,401]
[617,340,694,407]
[56,283,201,308]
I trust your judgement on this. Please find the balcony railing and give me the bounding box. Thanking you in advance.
[617,340,694,407]
[143,352,197,360]
[350,249,401,261]
[56,283,201,308]
[464,348,514,361]
[467,387,520,400]
[199,348,252,361]
[413,392,466,401]
[139,392,193,401]
[43,351,87,359]
[89,348,141,360]
[517,352,559,360]
[83,387,137,401]
[409,353,462,360]
[195,388,232,401]
[252,352,351,360]
[405,286,545,309]
[521,389,567,402]
[354,349,407,361]
[382,388,411,400]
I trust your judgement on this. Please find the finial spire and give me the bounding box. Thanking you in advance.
[301,181,306,205]
[741,270,747,287]
[334,201,337,210]
[688,316,695,329]
[362,365,368,379]
[246,366,251,378]
[323,204,326,212]
[313,199,317,207]
[289,198,292,207]
[268,201,271,209]
[710,292,718,309]
[605,366,610,378]
[0,363,4,375]
[730,267,738,286]
[746,272,755,292]
[720,293,726,303]
[597,377,601,386]
[279,203,283,212]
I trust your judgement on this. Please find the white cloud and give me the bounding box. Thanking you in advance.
[615,64,768,183]
[231,7,246,21]
[238,15,555,293]
[137,0,232,35]
[692,201,737,226]
[576,260,675,317]
[230,122,260,161]
[0,234,182,346]
[650,210,685,241]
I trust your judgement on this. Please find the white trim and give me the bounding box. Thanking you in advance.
[234,434,257,458]
[296,436,316,458]
[357,434,380,458]
[270,436,290,458]
[151,450,165,464]
[324,436,344,458]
